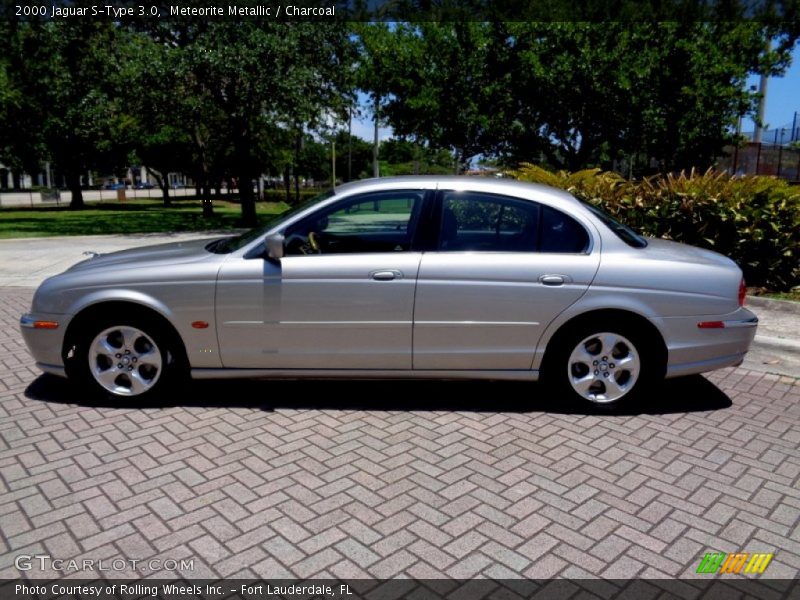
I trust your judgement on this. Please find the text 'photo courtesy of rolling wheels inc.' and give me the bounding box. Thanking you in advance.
[1,0,799,599]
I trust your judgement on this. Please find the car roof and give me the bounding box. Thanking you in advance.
[331,176,582,210]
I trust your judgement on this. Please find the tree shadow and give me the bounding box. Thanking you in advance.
[25,373,732,416]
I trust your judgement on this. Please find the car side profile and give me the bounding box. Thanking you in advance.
[20,176,758,407]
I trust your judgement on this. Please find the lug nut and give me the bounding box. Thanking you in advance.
[593,360,598,365]
[132,357,137,363]
[115,353,121,358]
[594,370,599,375]
[609,363,615,368]
[602,356,607,361]
[603,372,609,377]
[125,350,131,355]
[117,363,123,368]
[128,366,133,371]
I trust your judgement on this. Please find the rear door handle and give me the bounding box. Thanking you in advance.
[539,274,569,286]
[371,269,402,281]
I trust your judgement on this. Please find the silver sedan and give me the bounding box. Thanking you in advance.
[20,176,758,407]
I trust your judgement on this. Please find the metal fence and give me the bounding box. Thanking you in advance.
[718,143,800,181]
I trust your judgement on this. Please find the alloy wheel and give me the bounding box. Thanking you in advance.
[567,332,641,404]
[89,326,162,396]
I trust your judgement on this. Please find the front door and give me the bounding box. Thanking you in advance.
[216,189,429,369]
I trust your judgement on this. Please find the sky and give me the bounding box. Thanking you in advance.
[742,44,800,140]
[350,44,800,146]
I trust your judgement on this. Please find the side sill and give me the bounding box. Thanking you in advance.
[191,368,540,382]
[37,362,67,378]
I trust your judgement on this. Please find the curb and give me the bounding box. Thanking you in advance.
[753,334,800,356]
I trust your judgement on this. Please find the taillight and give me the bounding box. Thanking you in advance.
[738,278,746,307]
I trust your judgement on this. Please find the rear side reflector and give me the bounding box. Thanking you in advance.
[191,321,209,329]
[739,278,746,307]
[697,321,725,329]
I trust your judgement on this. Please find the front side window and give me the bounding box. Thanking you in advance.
[438,191,589,253]
[284,190,425,255]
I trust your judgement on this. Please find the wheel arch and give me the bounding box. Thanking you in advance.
[540,308,668,378]
[62,299,189,370]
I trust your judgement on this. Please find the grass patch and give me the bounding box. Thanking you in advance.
[753,291,800,303]
[0,199,288,239]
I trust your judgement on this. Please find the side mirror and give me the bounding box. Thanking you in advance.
[265,233,284,260]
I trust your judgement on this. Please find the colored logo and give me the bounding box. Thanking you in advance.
[696,552,773,575]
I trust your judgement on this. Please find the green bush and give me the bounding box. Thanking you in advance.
[510,164,800,291]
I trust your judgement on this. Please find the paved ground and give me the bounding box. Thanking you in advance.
[0,232,227,287]
[0,286,799,579]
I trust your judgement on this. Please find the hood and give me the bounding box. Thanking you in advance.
[641,238,737,268]
[67,237,223,273]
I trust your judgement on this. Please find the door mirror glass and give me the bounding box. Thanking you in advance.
[265,234,285,260]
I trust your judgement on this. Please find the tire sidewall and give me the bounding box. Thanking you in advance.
[68,315,181,403]
[545,322,655,410]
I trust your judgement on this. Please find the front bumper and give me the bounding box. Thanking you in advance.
[20,312,70,377]
[652,307,758,379]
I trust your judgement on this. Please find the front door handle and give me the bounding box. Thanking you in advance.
[539,274,569,286]
[371,269,402,281]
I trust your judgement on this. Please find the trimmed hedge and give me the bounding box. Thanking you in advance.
[509,164,800,291]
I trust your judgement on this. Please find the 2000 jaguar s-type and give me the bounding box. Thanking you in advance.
[21,177,758,407]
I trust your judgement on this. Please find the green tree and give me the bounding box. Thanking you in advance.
[3,17,133,208]
[180,21,352,225]
[367,23,498,173]
[499,23,797,173]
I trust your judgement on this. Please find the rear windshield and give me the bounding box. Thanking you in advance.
[580,201,648,248]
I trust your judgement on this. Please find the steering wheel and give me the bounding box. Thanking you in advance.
[284,232,322,255]
[308,231,321,253]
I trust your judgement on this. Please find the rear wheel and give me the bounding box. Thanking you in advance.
[546,324,658,409]
[68,315,185,401]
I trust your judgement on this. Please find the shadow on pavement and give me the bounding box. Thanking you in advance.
[26,373,732,416]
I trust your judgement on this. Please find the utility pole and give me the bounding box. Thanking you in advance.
[331,140,336,190]
[347,103,353,182]
[754,40,770,144]
[373,95,380,178]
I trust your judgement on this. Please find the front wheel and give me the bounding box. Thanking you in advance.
[545,325,657,409]
[69,317,185,401]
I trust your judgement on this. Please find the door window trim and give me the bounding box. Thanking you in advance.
[281,189,434,256]
[432,189,593,255]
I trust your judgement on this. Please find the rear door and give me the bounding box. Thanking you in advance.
[413,189,601,370]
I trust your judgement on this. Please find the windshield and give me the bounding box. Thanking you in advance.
[580,200,648,248]
[208,190,335,254]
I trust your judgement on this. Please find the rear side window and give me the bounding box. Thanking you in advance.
[581,200,647,248]
[438,191,589,253]
[539,205,590,253]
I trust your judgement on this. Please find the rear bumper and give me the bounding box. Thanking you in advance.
[652,307,758,379]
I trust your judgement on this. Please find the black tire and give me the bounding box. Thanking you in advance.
[66,313,186,403]
[543,322,660,410]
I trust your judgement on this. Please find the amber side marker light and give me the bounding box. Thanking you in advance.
[34,320,59,329]
[191,321,209,329]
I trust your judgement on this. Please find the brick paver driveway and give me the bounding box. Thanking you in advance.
[1,288,798,580]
